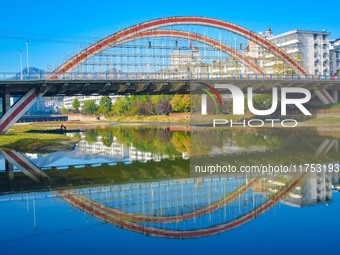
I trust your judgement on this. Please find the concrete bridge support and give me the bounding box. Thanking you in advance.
[331,90,339,103]
[5,159,14,181]
[0,88,47,133]
[201,94,207,115]
[1,93,11,114]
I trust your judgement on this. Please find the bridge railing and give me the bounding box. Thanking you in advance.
[1,72,339,81]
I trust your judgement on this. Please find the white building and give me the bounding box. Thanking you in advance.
[244,28,331,76]
[330,39,340,75]
[170,48,201,73]
[63,95,119,110]
[267,29,331,75]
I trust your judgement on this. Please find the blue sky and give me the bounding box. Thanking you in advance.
[1,0,339,72]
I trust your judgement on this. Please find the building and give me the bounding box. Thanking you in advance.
[330,39,340,76]
[330,38,340,50]
[170,48,201,73]
[63,95,119,110]
[268,29,330,75]
[244,28,331,76]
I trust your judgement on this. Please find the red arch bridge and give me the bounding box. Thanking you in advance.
[1,16,340,133]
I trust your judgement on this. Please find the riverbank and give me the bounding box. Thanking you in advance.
[0,132,77,153]
[109,114,189,123]
[1,112,340,153]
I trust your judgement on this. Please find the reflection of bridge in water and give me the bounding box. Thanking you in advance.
[1,134,339,190]
[0,147,338,238]
[57,175,306,238]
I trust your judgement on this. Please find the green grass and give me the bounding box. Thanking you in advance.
[0,133,77,153]
[304,116,340,125]
[109,115,190,123]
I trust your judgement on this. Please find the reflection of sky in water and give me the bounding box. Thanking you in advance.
[31,151,129,168]
[0,189,339,255]
[0,155,4,170]
[0,150,129,171]
[1,129,340,254]
[32,151,127,168]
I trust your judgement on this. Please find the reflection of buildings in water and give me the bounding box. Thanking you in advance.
[129,146,168,162]
[209,140,270,155]
[77,135,184,162]
[78,137,129,160]
[265,172,333,207]
[331,172,340,191]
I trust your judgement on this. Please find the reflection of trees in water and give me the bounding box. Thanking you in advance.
[99,129,114,147]
[171,132,190,154]
[190,129,283,155]
[84,127,284,156]
[84,130,99,144]
[232,132,282,150]
[88,127,191,156]
[115,127,180,156]
[190,130,224,155]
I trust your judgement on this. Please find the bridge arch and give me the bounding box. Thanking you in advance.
[59,174,305,239]
[54,16,307,75]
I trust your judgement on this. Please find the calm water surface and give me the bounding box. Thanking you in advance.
[0,126,339,255]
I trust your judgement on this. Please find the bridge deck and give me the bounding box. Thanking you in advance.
[1,78,340,96]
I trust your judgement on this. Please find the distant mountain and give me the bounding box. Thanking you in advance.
[105,67,123,74]
[11,67,46,80]
[17,67,46,76]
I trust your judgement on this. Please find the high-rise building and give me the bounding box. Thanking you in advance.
[330,39,340,76]
[244,28,331,75]
[267,30,331,75]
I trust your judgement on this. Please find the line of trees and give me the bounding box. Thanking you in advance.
[61,93,274,116]
[62,95,191,116]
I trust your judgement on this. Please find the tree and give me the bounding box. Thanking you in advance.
[72,98,80,112]
[111,97,131,116]
[100,96,112,109]
[139,101,153,115]
[61,107,68,114]
[170,95,190,112]
[96,105,110,115]
[97,96,112,115]
[155,99,172,115]
[250,94,275,111]
[82,100,97,115]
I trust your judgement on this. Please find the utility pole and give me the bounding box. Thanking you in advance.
[26,41,29,77]
[20,51,23,80]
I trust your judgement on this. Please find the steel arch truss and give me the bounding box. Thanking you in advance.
[54,16,308,75]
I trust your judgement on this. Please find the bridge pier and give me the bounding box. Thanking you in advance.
[201,94,207,115]
[335,140,339,152]
[5,159,14,181]
[331,90,339,103]
[1,93,10,115]
[0,88,48,134]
